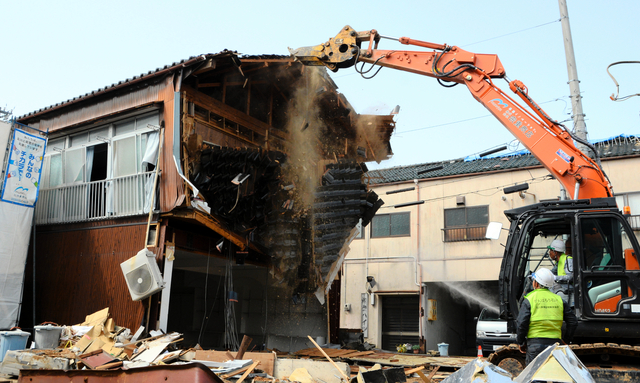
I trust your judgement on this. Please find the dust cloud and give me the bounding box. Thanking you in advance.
[281,67,326,212]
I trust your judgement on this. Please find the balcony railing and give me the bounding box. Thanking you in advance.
[442,225,489,242]
[35,171,156,225]
[627,215,640,230]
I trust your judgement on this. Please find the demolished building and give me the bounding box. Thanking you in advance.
[16,51,395,351]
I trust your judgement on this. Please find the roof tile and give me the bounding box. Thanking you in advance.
[366,135,640,185]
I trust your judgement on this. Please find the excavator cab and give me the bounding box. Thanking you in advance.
[498,198,640,342]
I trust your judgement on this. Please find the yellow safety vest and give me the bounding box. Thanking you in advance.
[525,288,563,339]
[558,253,571,276]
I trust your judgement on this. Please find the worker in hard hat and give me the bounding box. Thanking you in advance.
[548,239,574,306]
[516,268,578,365]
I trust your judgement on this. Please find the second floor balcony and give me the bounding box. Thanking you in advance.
[35,171,157,225]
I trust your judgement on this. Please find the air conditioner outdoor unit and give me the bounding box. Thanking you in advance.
[120,249,165,301]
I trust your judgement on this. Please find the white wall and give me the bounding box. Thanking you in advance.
[341,156,640,351]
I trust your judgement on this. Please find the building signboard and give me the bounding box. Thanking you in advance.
[1,129,46,207]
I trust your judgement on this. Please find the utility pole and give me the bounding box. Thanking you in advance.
[558,0,591,156]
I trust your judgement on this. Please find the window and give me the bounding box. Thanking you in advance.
[40,113,159,186]
[371,213,410,238]
[443,205,489,242]
[579,216,639,315]
[36,112,160,224]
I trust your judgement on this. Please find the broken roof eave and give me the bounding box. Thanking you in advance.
[18,52,268,122]
[163,208,266,255]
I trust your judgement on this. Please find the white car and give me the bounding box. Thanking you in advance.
[475,308,517,356]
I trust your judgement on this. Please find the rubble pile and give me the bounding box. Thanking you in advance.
[10,309,597,382]
[1,309,472,383]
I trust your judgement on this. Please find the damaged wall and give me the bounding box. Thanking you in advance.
[17,52,394,348]
[165,248,327,351]
[186,66,385,294]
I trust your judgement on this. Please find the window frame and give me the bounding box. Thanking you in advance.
[442,205,490,242]
[370,212,411,238]
[40,112,159,188]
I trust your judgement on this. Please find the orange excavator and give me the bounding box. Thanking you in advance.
[291,26,640,377]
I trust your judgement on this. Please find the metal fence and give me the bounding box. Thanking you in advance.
[35,172,156,225]
[627,215,640,230]
[442,225,489,242]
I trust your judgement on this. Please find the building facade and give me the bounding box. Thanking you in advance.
[17,51,395,350]
[341,137,640,355]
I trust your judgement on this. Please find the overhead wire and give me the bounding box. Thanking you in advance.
[198,245,225,346]
[378,174,553,209]
[224,243,240,350]
[396,97,569,135]
[461,19,561,48]
[607,61,640,101]
[197,247,211,345]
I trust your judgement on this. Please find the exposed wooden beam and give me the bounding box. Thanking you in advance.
[246,78,251,115]
[184,85,287,141]
[164,209,253,251]
[193,59,217,75]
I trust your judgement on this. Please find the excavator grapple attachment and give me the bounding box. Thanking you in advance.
[288,25,363,72]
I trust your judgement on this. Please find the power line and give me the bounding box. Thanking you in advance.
[395,97,570,135]
[461,19,561,48]
[378,174,553,209]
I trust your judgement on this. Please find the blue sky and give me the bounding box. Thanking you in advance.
[2,0,638,170]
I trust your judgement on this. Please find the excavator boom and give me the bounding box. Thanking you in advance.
[290,25,612,199]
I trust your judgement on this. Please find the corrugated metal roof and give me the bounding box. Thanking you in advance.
[19,51,295,120]
[366,135,640,185]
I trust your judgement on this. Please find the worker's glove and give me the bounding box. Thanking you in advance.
[518,344,527,353]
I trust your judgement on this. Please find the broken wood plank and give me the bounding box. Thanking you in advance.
[236,361,260,383]
[235,335,253,360]
[95,360,123,370]
[405,366,425,376]
[220,361,261,379]
[415,370,432,383]
[427,366,440,380]
[307,336,350,382]
[194,350,275,376]
[225,351,235,361]
[345,351,375,358]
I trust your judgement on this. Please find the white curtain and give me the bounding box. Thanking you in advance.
[142,132,159,170]
[143,132,160,213]
[85,146,94,181]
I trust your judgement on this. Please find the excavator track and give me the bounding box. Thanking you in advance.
[488,343,640,382]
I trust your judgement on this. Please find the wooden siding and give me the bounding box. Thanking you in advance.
[159,80,185,213]
[31,217,149,331]
[25,79,169,133]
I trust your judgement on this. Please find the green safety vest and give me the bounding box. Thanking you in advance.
[524,288,563,339]
[558,253,572,276]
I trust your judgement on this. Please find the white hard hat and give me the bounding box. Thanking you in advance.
[533,268,555,288]
[548,239,566,253]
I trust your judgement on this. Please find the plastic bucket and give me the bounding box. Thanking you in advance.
[437,342,449,357]
[34,325,63,349]
[0,329,30,362]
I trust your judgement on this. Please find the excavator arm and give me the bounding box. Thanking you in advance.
[289,26,612,199]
